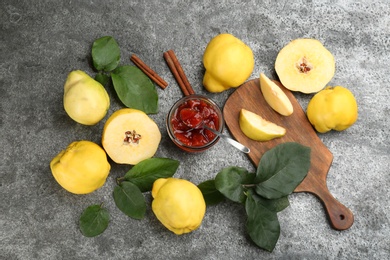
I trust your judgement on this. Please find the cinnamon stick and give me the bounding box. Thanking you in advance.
[130,54,168,89]
[163,50,195,96]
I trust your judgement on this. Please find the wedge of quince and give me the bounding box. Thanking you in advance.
[259,73,293,116]
[275,38,335,93]
[102,108,161,165]
[239,109,286,141]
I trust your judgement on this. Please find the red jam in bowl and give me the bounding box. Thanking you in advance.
[167,95,223,152]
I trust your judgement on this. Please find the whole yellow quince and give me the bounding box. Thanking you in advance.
[307,86,358,133]
[63,70,110,125]
[50,140,111,194]
[203,33,254,92]
[151,178,206,235]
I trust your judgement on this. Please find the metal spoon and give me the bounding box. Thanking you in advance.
[180,108,250,153]
[203,124,250,154]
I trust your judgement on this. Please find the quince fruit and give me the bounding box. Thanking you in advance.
[151,178,206,235]
[203,33,254,92]
[50,140,111,194]
[259,73,293,116]
[275,38,335,93]
[307,86,358,133]
[239,109,286,141]
[102,108,161,165]
[63,70,110,125]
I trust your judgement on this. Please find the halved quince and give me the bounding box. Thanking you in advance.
[259,73,293,116]
[239,109,286,141]
[102,108,161,165]
[275,38,335,93]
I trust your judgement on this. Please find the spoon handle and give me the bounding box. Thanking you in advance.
[204,125,250,154]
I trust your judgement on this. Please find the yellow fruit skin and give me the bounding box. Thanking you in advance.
[50,140,111,194]
[203,33,254,93]
[151,178,206,235]
[64,70,110,125]
[307,86,358,133]
[102,108,161,165]
[239,109,286,141]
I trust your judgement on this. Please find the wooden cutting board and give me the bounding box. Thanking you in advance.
[223,78,354,230]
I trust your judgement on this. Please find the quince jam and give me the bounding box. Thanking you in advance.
[171,98,220,147]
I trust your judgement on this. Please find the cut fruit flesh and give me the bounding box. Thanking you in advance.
[102,108,161,165]
[239,109,286,141]
[259,73,293,116]
[275,38,335,94]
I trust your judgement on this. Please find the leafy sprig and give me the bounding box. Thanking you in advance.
[79,158,179,237]
[91,36,158,114]
[113,158,179,219]
[198,142,311,252]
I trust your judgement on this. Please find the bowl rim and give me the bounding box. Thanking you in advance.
[166,94,224,151]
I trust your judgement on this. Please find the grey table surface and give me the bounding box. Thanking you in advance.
[1,0,389,259]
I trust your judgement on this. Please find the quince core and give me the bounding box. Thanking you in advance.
[102,108,161,165]
[275,38,335,93]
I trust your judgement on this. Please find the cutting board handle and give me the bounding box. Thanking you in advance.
[309,184,354,230]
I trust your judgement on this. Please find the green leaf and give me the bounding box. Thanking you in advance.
[246,189,289,213]
[124,158,179,192]
[79,204,110,237]
[197,180,225,206]
[92,36,120,72]
[215,166,255,203]
[113,181,146,220]
[256,195,290,213]
[111,65,158,114]
[95,72,110,86]
[245,191,280,252]
[255,142,311,199]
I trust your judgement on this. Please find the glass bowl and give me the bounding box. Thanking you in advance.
[166,94,224,153]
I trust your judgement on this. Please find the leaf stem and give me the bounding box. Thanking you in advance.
[242,184,256,188]
[116,177,125,185]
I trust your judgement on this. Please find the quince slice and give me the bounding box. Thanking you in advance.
[102,108,161,165]
[275,38,335,93]
[259,73,293,116]
[239,109,286,141]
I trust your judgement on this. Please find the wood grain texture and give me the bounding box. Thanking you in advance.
[223,78,354,230]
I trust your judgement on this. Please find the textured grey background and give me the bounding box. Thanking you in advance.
[1,0,389,259]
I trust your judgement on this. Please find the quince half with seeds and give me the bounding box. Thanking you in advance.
[102,108,161,165]
[259,73,293,116]
[275,38,335,94]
